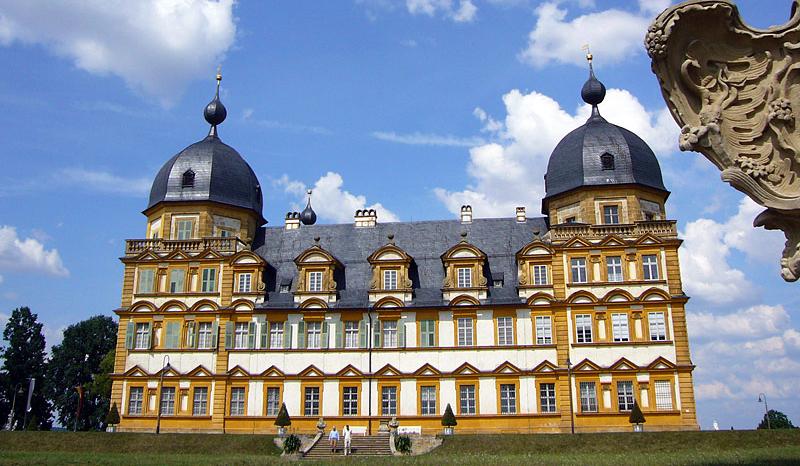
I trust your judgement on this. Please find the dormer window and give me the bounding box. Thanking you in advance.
[293,244,341,306]
[307,271,323,292]
[600,153,614,171]
[383,269,398,290]
[457,267,472,288]
[441,239,488,302]
[367,241,413,304]
[181,169,195,188]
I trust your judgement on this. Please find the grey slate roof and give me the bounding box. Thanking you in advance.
[253,217,548,309]
[543,113,667,209]
[147,135,264,222]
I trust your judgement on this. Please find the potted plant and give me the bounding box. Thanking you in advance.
[629,401,646,432]
[105,403,121,432]
[275,402,291,436]
[441,403,457,435]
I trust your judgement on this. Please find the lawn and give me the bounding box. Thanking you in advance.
[1,429,799,465]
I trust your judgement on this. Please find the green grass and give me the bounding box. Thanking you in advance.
[1,430,799,465]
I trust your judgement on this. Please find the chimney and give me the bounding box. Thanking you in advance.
[460,205,473,224]
[516,206,526,223]
[285,212,300,230]
[355,209,377,228]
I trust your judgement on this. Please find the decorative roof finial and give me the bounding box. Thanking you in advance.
[580,45,606,116]
[204,65,227,137]
[300,189,317,225]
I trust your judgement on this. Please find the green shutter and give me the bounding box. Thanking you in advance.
[185,322,194,348]
[283,321,292,349]
[398,319,406,348]
[165,321,179,349]
[125,321,135,350]
[359,320,367,348]
[248,322,257,349]
[373,320,382,348]
[224,322,234,350]
[321,322,329,349]
[297,321,306,349]
[335,322,344,348]
[211,321,219,349]
[261,321,270,349]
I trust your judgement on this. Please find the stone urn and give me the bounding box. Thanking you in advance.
[388,417,400,434]
[316,417,327,434]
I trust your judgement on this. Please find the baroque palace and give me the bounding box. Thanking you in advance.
[110,64,698,434]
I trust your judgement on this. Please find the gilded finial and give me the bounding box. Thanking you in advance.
[216,65,222,84]
[582,44,592,64]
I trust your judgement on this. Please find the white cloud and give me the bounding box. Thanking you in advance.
[0,225,68,277]
[638,0,672,16]
[242,109,333,136]
[435,87,675,218]
[0,0,237,106]
[688,305,790,340]
[406,0,477,22]
[276,172,400,224]
[519,2,652,68]
[58,169,151,196]
[372,131,484,147]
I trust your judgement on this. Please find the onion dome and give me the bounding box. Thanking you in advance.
[542,56,667,212]
[147,71,265,224]
[300,189,317,225]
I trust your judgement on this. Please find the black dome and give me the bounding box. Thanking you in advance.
[147,135,264,223]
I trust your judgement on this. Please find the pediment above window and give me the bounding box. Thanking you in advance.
[368,241,414,303]
[441,239,488,302]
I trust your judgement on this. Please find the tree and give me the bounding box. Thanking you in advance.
[1,307,51,430]
[629,401,646,425]
[758,410,795,429]
[105,403,120,426]
[274,402,291,427]
[441,403,457,427]
[46,315,117,431]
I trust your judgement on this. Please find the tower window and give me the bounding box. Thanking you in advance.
[600,153,615,170]
[181,170,195,188]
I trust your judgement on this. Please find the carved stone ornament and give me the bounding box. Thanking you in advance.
[648,0,800,281]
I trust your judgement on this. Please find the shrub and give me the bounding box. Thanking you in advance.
[628,401,646,425]
[283,434,301,454]
[395,434,412,454]
[275,402,291,427]
[442,403,457,427]
[105,403,121,426]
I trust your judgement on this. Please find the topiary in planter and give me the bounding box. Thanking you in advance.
[105,403,121,427]
[275,402,291,427]
[441,403,457,434]
[395,434,412,454]
[628,401,646,430]
[283,434,301,454]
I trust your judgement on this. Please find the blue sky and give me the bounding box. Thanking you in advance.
[0,0,798,429]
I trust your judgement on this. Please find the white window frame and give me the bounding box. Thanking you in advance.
[617,381,635,411]
[128,387,143,415]
[419,320,435,347]
[307,271,323,292]
[234,322,249,349]
[382,320,398,348]
[654,380,673,411]
[580,382,598,413]
[269,322,284,348]
[457,267,472,288]
[575,314,592,343]
[533,264,548,285]
[197,322,213,349]
[306,321,322,349]
[238,273,252,293]
[459,385,476,415]
[160,387,176,415]
[304,387,320,416]
[499,384,517,414]
[535,315,553,345]
[230,387,245,416]
[603,205,620,224]
[497,316,514,346]
[539,383,556,413]
[457,317,473,347]
[192,387,208,416]
[383,269,398,290]
[420,386,436,415]
[611,313,630,342]
[266,387,281,416]
[643,255,659,280]
[201,268,217,293]
[175,219,194,240]
[649,312,667,341]
[570,258,588,283]
[134,323,150,349]
[342,386,359,416]
[344,321,359,348]
[606,256,623,282]
[381,386,397,416]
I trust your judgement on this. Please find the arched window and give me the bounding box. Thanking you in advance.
[600,153,615,171]
[181,169,195,188]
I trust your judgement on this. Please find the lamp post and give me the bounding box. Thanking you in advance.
[567,358,575,434]
[758,393,771,429]
[155,355,170,434]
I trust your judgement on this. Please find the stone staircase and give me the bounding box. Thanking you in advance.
[303,434,393,459]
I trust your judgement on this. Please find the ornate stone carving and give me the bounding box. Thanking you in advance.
[648,0,800,281]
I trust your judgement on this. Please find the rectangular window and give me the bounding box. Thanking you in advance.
[535,315,553,345]
[128,387,143,415]
[344,321,359,348]
[160,387,175,415]
[420,386,436,415]
[266,387,281,416]
[342,386,358,416]
[606,256,623,282]
[617,381,635,411]
[234,322,249,349]
[649,312,667,341]
[654,380,673,411]
[306,321,322,349]
[457,318,473,347]
[457,267,472,288]
[539,383,557,413]
[134,323,150,349]
[383,269,398,290]
[381,386,397,416]
[497,316,514,346]
[500,384,517,414]
[269,322,284,348]
[533,264,548,285]
[169,269,185,293]
[612,313,630,342]
[176,219,194,240]
[201,268,217,293]
[137,269,155,294]
[192,387,208,416]
[459,385,476,415]
[238,273,252,293]
[304,387,320,416]
[230,387,245,416]
[642,255,659,280]
[419,320,435,347]
[197,322,213,349]
[580,382,598,413]
[307,271,323,292]
[603,205,620,224]
[570,258,587,283]
[575,314,593,343]
[382,320,398,348]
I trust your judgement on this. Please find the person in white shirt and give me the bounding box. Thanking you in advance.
[328,426,339,453]
[343,425,352,455]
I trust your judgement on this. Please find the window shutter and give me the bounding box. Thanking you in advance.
[321,322,329,349]
[146,323,153,349]
[165,321,179,349]
[211,321,219,349]
[359,320,367,348]
[186,322,195,348]
[297,321,306,349]
[283,321,292,349]
[224,322,234,350]
[335,322,344,348]
[125,321,135,350]
[398,319,406,348]
[248,322,257,349]
[261,321,270,349]
[373,320,382,348]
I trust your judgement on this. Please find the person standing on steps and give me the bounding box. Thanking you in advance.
[329,426,339,453]
[343,425,352,455]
